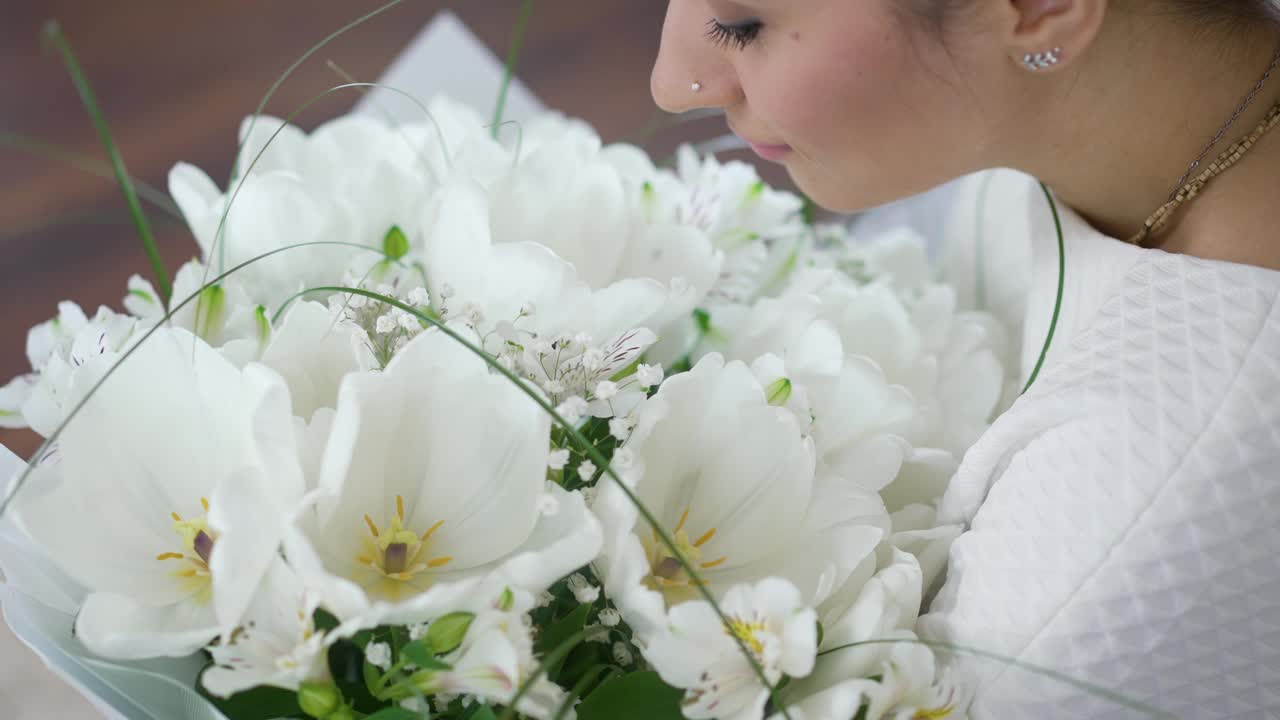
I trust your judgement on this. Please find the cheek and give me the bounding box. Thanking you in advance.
[745,18,974,211]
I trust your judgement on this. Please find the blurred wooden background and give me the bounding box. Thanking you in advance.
[0,0,747,461]
[0,1,731,716]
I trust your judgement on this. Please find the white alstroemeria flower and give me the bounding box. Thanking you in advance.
[202,559,342,698]
[0,299,92,429]
[259,301,367,421]
[20,305,141,437]
[416,590,572,720]
[10,328,305,659]
[26,301,92,372]
[594,354,886,639]
[285,329,602,628]
[0,374,33,429]
[645,578,818,720]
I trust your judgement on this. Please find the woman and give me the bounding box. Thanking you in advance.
[651,1,1279,718]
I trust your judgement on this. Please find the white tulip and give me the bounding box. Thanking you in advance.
[285,328,602,628]
[594,354,886,639]
[10,328,305,659]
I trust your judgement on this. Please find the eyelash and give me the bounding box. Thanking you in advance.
[706,18,764,51]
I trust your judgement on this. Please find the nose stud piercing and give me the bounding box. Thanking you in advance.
[692,81,703,92]
[1023,47,1063,71]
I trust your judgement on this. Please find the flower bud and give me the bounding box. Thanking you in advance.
[764,377,792,407]
[427,612,476,655]
[297,681,341,719]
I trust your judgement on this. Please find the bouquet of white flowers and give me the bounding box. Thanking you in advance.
[0,16,1013,720]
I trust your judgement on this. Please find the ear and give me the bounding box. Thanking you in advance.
[999,0,1109,72]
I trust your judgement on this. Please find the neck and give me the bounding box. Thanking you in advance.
[1006,15,1280,268]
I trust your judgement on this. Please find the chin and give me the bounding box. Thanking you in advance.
[787,159,956,215]
[786,164,894,215]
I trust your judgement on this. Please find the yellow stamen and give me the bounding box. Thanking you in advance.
[693,527,717,547]
[396,495,405,522]
[357,554,372,565]
[421,519,445,543]
[427,556,453,568]
[364,514,381,538]
[155,552,185,561]
[200,497,210,512]
[171,512,183,522]
[177,569,198,578]
[673,508,690,534]
[700,556,728,569]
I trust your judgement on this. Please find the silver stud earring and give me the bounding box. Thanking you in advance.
[691,81,703,93]
[1023,47,1063,71]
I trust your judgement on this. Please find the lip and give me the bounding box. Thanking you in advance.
[747,141,793,162]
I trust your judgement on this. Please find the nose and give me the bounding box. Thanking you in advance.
[651,2,742,114]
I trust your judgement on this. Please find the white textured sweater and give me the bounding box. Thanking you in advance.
[896,170,1280,719]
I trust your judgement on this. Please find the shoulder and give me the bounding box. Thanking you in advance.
[923,252,1280,718]
[942,251,1280,524]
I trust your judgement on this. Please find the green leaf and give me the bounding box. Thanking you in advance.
[201,681,306,720]
[535,602,591,679]
[400,638,451,671]
[464,705,500,720]
[364,709,421,720]
[577,672,684,720]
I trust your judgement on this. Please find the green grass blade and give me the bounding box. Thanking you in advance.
[817,638,1174,718]
[216,0,404,274]
[0,131,182,219]
[228,0,404,184]
[1021,183,1066,395]
[41,21,172,304]
[1,210,180,247]
[492,0,535,139]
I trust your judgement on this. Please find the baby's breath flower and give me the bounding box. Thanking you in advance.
[557,396,589,424]
[636,363,664,388]
[547,449,570,471]
[577,460,597,482]
[594,380,618,400]
[406,287,430,306]
[365,642,392,671]
[609,418,633,442]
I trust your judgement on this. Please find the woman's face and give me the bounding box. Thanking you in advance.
[651,0,1013,212]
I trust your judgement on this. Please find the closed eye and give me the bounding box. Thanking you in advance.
[706,18,763,51]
